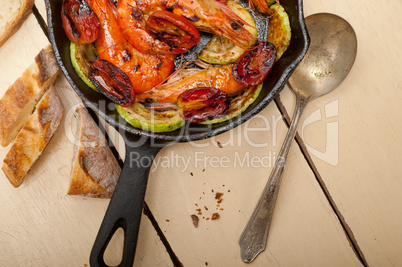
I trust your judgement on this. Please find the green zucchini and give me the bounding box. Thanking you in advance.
[267,3,291,61]
[70,42,99,91]
[116,102,185,133]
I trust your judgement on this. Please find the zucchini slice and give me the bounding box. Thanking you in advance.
[116,102,185,133]
[200,83,263,124]
[70,42,99,91]
[267,4,291,61]
[198,2,257,64]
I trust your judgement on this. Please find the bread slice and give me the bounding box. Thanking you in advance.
[0,45,60,147]
[2,86,64,187]
[68,106,121,198]
[0,0,35,47]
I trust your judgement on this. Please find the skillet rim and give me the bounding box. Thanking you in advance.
[46,0,310,142]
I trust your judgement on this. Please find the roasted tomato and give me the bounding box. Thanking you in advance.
[89,59,135,107]
[145,10,201,54]
[177,87,231,123]
[232,41,277,86]
[61,0,100,44]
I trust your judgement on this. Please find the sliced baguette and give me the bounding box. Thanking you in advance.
[0,0,35,47]
[2,86,64,187]
[68,106,121,198]
[0,45,60,147]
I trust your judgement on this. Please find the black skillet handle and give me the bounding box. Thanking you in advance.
[90,133,166,267]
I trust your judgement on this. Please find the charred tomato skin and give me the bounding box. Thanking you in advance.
[232,41,277,86]
[61,0,100,44]
[177,87,231,123]
[89,59,136,107]
[146,10,201,54]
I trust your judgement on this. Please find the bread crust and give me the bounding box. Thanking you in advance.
[68,107,121,198]
[0,45,60,147]
[2,86,64,187]
[0,0,35,47]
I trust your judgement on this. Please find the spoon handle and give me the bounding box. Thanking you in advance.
[239,93,309,263]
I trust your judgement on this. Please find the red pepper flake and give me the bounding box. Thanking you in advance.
[191,214,199,228]
[211,213,220,220]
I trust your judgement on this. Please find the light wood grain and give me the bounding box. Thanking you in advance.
[278,0,402,265]
[0,9,172,267]
[145,104,362,266]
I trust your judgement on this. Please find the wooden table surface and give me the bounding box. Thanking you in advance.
[1,0,401,266]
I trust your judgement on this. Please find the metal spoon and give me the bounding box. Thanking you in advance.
[238,13,357,263]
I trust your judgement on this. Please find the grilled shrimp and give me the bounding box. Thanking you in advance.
[170,0,257,48]
[136,64,245,105]
[88,0,175,94]
[116,0,200,54]
[136,41,277,105]
[249,0,278,15]
[116,0,257,50]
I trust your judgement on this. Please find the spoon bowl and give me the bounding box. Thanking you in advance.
[289,13,357,99]
[239,13,357,263]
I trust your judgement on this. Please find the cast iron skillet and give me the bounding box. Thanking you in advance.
[45,0,309,266]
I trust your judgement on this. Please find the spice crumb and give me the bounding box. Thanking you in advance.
[217,199,223,204]
[215,192,224,200]
[190,172,193,176]
[205,262,208,266]
[211,213,220,220]
[202,169,205,172]
[217,141,223,148]
[211,189,214,193]
[206,218,210,220]
[228,190,231,193]
[220,208,224,210]
[204,206,208,211]
[166,219,170,222]
[191,214,199,228]
[195,203,198,206]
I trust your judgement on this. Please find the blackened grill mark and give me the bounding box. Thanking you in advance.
[109,0,118,7]
[62,9,81,38]
[122,49,132,62]
[186,15,200,22]
[132,64,141,72]
[131,8,142,21]
[231,21,240,30]
[156,60,164,70]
